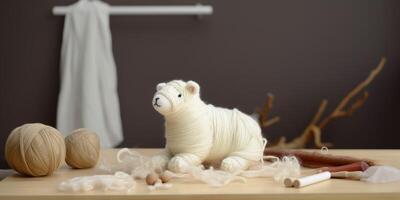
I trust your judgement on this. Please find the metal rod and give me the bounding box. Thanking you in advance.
[52,5,213,16]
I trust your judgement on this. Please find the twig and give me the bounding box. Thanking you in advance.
[318,57,386,128]
[257,94,280,128]
[272,100,328,149]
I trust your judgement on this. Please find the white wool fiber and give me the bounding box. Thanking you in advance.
[58,172,135,193]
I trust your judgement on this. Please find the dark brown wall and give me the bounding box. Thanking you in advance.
[1,0,400,168]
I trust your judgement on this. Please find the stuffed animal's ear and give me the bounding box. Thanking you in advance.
[186,81,200,95]
[156,83,166,91]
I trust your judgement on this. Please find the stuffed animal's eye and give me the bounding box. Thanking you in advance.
[178,94,182,98]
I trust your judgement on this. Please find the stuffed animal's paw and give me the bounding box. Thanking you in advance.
[220,156,249,173]
[168,156,190,173]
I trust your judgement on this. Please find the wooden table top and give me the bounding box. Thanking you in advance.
[0,149,399,200]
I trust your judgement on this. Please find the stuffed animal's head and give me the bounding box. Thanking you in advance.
[152,80,200,115]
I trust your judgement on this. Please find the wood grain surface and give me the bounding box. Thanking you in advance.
[0,149,399,200]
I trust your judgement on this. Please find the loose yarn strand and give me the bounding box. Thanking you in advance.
[260,138,268,165]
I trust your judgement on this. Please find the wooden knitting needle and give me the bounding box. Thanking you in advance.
[330,171,363,180]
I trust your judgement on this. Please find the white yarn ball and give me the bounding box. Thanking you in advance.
[152,80,266,173]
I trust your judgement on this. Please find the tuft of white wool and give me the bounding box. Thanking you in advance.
[240,156,301,183]
[58,172,136,193]
[152,80,266,173]
[147,179,173,191]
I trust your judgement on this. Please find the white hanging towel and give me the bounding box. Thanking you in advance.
[57,0,123,147]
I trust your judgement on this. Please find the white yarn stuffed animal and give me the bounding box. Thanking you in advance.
[151,80,266,173]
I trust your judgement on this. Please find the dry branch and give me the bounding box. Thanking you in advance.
[269,57,386,149]
[256,93,280,128]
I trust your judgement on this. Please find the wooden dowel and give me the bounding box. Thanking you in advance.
[319,161,369,172]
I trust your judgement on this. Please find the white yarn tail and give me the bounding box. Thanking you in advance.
[260,138,268,164]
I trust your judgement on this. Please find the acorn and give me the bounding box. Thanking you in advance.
[146,172,159,185]
[160,172,172,183]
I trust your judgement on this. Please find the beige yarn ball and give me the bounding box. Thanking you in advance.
[5,123,66,177]
[65,128,100,169]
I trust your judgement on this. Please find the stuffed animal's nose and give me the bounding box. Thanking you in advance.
[154,97,161,107]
